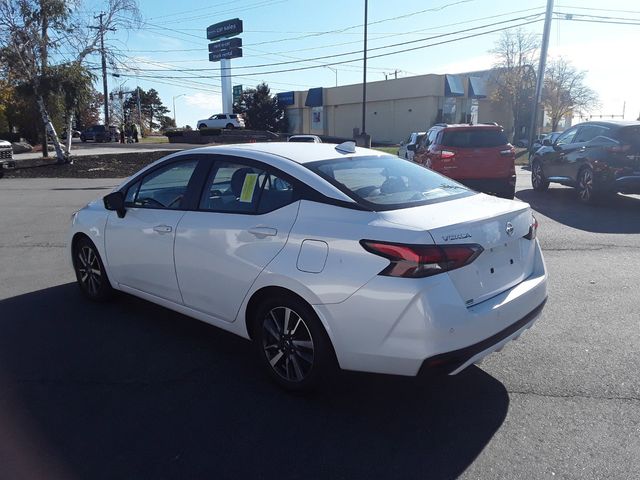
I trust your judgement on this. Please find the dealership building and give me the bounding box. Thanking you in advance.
[277,70,514,144]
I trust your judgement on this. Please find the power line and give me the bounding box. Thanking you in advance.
[117,14,543,73]
[115,17,543,80]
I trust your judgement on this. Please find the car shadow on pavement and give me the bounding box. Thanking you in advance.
[517,187,640,233]
[0,284,509,480]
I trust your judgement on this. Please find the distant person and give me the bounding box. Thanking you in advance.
[120,125,125,144]
[132,123,139,143]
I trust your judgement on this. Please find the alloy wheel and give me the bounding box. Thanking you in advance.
[262,306,315,383]
[578,169,593,202]
[532,164,543,188]
[76,245,103,297]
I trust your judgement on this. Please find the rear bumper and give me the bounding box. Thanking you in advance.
[418,298,546,376]
[458,177,516,193]
[315,241,548,376]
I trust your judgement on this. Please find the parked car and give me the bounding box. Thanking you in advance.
[398,131,426,161]
[413,123,516,199]
[0,139,13,177]
[197,114,245,130]
[80,125,110,142]
[61,129,81,140]
[530,120,640,203]
[288,135,322,143]
[69,141,547,390]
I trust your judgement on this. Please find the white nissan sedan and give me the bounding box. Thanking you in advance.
[69,142,547,390]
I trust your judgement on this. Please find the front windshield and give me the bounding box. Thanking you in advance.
[307,155,473,209]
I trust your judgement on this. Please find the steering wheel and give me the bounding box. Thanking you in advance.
[355,185,380,197]
[140,197,165,208]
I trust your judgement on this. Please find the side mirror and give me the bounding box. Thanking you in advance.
[103,191,126,218]
[406,144,416,151]
[542,138,552,147]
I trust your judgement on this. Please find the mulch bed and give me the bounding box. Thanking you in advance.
[3,151,174,179]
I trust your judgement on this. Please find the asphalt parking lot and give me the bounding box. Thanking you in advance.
[0,167,639,479]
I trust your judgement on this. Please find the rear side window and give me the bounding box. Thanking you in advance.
[617,126,640,147]
[229,114,237,119]
[441,129,508,148]
[575,125,609,143]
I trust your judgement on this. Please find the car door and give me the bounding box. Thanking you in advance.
[174,157,300,323]
[544,126,579,178]
[105,157,200,303]
[562,125,609,180]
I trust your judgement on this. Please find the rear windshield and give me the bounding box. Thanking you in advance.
[441,129,508,148]
[617,126,640,147]
[306,155,473,210]
[289,137,315,142]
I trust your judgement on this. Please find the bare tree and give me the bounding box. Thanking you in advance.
[0,0,139,163]
[542,57,599,131]
[489,28,539,142]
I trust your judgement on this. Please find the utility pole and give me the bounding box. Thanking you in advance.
[173,94,186,126]
[360,0,370,146]
[90,13,115,127]
[528,0,554,149]
[41,1,48,157]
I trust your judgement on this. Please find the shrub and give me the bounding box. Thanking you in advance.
[199,128,222,136]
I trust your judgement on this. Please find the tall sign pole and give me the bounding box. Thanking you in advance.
[528,0,554,148]
[207,19,243,115]
[361,0,368,138]
[221,59,233,114]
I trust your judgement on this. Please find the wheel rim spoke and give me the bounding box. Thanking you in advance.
[262,306,315,383]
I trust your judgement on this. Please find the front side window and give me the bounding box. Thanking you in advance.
[556,127,578,146]
[307,155,473,210]
[127,159,198,209]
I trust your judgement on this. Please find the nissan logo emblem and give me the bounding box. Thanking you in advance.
[506,222,515,236]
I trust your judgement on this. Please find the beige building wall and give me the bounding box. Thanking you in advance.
[285,71,512,143]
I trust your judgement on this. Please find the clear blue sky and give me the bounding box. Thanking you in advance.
[79,0,640,127]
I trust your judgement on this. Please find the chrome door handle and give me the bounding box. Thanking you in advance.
[153,225,173,234]
[249,226,277,237]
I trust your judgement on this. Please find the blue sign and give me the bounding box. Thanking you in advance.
[277,91,295,106]
[207,18,243,41]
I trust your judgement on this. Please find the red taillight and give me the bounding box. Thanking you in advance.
[524,215,538,240]
[439,150,456,160]
[360,240,484,278]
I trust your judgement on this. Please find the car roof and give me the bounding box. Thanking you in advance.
[185,142,383,164]
[432,123,502,130]
[575,120,640,128]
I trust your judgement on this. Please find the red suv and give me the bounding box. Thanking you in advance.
[412,123,516,199]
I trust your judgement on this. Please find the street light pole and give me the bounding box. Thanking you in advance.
[326,66,338,87]
[173,94,186,126]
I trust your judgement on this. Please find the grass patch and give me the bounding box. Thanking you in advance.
[373,146,399,155]
[140,135,169,144]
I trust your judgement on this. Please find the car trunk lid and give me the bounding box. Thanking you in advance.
[380,194,536,306]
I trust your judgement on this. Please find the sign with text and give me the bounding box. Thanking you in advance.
[233,85,243,102]
[209,47,243,62]
[206,18,243,41]
[276,91,295,106]
[208,37,242,53]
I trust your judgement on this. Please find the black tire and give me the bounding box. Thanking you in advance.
[251,294,336,391]
[576,167,596,204]
[198,124,207,130]
[225,123,234,129]
[531,160,549,192]
[72,236,114,301]
[80,136,86,142]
